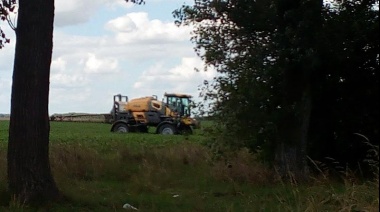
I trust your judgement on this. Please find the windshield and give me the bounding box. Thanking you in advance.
[166,96,191,116]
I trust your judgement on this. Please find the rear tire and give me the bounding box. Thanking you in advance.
[158,124,176,135]
[113,123,129,133]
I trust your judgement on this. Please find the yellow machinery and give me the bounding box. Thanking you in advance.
[110,93,199,134]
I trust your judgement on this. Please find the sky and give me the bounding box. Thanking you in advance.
[0,0,216,114]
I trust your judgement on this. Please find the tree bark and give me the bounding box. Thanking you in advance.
[275,87,312,181]
[274,0,322,181]
[7,0,59,204]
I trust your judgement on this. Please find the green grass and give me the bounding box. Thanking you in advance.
[0,120,378,211]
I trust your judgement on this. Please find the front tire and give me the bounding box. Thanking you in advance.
[158,124,176,135]
[113,123,129,133]
[179,125,193,135]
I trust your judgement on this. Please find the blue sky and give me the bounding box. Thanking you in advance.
[0,0,215,114]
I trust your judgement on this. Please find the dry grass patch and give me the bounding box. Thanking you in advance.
[211,148,274,185]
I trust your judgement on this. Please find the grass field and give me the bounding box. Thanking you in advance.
[0,120,378,211]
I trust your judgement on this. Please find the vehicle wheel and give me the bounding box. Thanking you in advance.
[180,126,193,135]
[113,123,129,133]
[158,124,176,135]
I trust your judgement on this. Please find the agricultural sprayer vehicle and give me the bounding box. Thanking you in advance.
[110,93,199,135]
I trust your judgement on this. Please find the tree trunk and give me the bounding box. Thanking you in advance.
[7,0,59,204]
[274,0,322,181]
[275,87,312,181]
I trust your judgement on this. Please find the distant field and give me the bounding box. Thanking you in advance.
[0,120,378,211]
[0,120,207,146]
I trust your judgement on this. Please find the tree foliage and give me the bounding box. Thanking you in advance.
[0,0,16,49]
[175,0,379,175]
[308,0,379,166]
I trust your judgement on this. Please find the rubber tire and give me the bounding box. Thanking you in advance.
[180,126,193,135]
[158,124,176,135]
[113,123,129,133]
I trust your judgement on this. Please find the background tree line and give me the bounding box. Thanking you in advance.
[175,0,379,178]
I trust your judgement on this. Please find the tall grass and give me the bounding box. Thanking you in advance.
[0,120,378,211]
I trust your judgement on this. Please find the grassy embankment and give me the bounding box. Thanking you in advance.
[0,120,378,211]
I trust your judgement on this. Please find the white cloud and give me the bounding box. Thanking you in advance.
[132,57,215,100]
[55,0,134,26]
[106,15,137,33]
[0,78,12,112]
[84,53,119,74]
[105,12,192,44]
[50,73,89,88]
[55,0,98,26]
[49,87,93,113]
[0,3,215,114]
[0,22,15,113]
[51,57,67,71]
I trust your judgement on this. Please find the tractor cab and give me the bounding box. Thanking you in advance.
[164,93,192,117]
